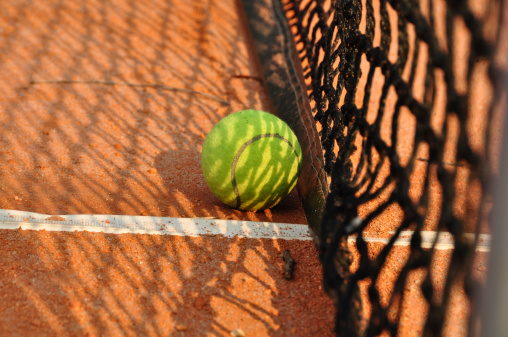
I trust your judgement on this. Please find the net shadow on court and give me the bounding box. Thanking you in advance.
[0,0,334,336]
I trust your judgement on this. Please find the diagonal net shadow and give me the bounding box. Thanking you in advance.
[0,0,335,336]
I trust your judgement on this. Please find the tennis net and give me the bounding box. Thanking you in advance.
[243,0,506,335]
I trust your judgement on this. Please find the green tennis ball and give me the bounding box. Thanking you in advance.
[201,109,302,211]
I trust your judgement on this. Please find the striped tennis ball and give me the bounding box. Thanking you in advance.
[201,109,302,211]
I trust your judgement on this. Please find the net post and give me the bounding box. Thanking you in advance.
[481,73,508,337]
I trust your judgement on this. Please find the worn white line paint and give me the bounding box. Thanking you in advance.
[347,231,490,252]
[0,209,490,251]
[0,209,313,240]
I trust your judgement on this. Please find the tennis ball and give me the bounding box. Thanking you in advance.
[201,109,302,211]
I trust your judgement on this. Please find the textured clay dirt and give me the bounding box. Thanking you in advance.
[0,0,496,336]
[0,229,335,336]
[0,0,306,225]
[0,0,332,336]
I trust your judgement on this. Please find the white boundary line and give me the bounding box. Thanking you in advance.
[348,231,491,252]
[0,209,313,240]
[0,209,490,251]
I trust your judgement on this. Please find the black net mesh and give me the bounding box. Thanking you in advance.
[283,0,505,335]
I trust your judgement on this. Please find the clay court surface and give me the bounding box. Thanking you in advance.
[0,0,493,336]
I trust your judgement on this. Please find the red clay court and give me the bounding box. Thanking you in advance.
[0,0,506,336]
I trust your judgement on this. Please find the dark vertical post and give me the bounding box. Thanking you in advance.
[482,74,508,337]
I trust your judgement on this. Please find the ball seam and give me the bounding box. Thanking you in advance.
[231,133,300,210]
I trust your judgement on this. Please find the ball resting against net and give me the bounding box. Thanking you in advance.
[201,109,302,211]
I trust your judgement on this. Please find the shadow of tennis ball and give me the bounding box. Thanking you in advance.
[201,110,302,211]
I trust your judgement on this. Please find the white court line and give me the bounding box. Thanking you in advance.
[0,209,490,251]
[0,209,313,240]
[347,231,491,252]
